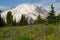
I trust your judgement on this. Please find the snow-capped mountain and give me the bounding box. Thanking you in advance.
[1,3,48,22]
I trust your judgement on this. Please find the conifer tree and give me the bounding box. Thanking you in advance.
[6,11,13,26]
[29,18,34,25]
[13,19,16,26]
[0,14,5,27]
[19,15,28,26]
[34,14,43,24]
[46,4,57,24]
[57,14,60,22]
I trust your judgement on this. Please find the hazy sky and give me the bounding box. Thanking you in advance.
[0,0,60,13]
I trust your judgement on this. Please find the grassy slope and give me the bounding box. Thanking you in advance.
[0,24,60,40]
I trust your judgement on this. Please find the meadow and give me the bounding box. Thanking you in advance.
[0,23,60,40]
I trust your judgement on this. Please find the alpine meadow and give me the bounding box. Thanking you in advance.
[0,0,60,40]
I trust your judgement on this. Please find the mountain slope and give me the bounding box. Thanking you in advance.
[1,3,48,22]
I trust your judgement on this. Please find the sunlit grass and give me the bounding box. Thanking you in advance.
[0,24,60,40]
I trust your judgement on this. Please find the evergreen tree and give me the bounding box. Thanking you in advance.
[13,19,16,26]
[34,14,43,24]
[0,14,5,27]
[29,18,34,25]
[46,4,57,24]
[19,15,28,26]
[6,11,13,26]
[56,14,60,22]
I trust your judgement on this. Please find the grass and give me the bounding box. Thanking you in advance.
[0,24,60,40]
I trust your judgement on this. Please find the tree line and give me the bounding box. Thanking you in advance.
[0,4,60,27]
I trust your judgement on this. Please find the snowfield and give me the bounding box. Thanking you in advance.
[1,3,48,22]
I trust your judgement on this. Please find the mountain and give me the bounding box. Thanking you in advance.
[0,10,3,13]
[1,3,48,22]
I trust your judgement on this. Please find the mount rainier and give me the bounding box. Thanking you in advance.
[1,3,48,22]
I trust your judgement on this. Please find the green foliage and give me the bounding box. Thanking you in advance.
[19,15,28,26]
[34,14,45,24]
[13,35,31,40]
[56,14,60,22]
[0,24,60,40]
[45,25,54,35]
[47,34,56,40]
[0,15,5,27]
[29,18,34,25]
[46,4,57,24]
[13,20,16,26]
[6,11,13,26]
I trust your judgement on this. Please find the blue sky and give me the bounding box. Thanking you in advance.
[0,0,41,8]
[0,0,60,13]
